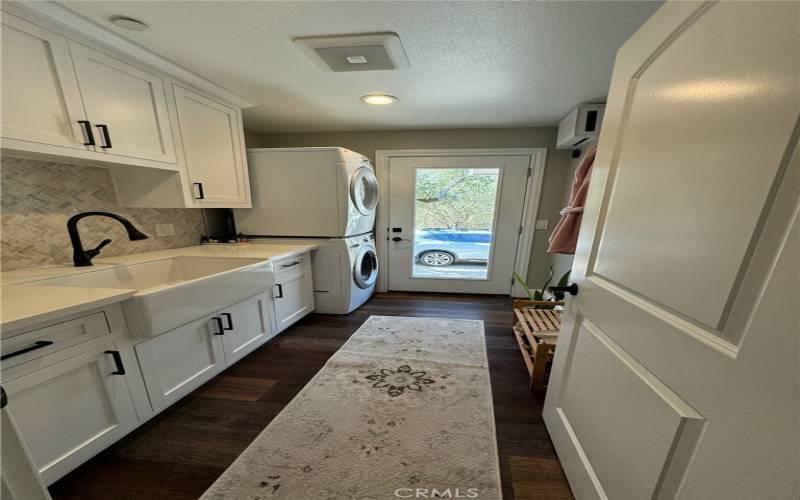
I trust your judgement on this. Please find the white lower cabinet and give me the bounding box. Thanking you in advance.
[273,263,315,333]
[134,291,276,412]
[3,342,139,485]
[135,315,226,412]
[219,292,274,365]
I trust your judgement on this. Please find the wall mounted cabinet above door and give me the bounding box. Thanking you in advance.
[173,85,251,206]
[0,14,91,151]
[69,43,176,164]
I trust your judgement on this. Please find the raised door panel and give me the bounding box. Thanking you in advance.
[273,267,314,333]
[3,342,138,485]
[544,3,800,500]
[0,14,90,150]
[591,1,798,333]
[69,42,176,163]
[135,317,225,412]
[221,293,273,364]
[174,85,250,206]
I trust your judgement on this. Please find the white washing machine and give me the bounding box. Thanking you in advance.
[234,147,378,238]
[250,234,378,314]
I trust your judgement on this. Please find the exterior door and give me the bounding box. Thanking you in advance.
[388,155,531,294]
[0,14,91,150]
[543,2,799,500]
[69,42,176,163]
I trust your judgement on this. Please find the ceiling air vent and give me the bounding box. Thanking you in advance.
[293,32,410,72]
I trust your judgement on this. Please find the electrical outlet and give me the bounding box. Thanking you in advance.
[535,219,549,230]
[154,223,175,237]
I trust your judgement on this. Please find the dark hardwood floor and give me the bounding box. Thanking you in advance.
[49,292,573,500]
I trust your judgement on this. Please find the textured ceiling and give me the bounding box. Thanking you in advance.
[60,1,662,133]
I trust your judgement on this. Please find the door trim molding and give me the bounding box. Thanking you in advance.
[374,148,547,295]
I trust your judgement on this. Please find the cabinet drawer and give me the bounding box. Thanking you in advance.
[273,253,309,275]
[1,311,111,370]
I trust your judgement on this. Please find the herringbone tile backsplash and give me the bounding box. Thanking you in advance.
[1,157,205,271]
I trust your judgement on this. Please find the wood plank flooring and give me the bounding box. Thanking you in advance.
[48,292,573,500]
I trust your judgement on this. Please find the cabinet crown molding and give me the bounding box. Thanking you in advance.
[3,0,256,109]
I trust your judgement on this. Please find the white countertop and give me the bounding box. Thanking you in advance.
[1,243,317,332]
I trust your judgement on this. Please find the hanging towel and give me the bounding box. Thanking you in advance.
[547,145,598,254]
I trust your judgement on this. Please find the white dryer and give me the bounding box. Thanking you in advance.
[250,234,378,314]
[234,147,378,238]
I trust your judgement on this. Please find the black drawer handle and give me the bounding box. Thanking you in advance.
[105,350,126,375]
[96,124,112,148]
[274,283,284,299]
[212,316,225,335]
[280,261,301,268]
[221,312,233,330]
[193,182,205,200]
[78,120,95,146]
[1,341,54,361]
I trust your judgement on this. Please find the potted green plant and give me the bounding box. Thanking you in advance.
[513,266,571,308]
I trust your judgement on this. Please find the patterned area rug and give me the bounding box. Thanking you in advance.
[201,315,501,500]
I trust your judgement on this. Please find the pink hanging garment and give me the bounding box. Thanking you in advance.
[548,145,598,254]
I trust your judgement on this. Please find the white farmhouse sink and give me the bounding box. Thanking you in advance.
[34,257,273,337]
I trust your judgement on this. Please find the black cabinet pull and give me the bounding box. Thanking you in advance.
[105,350,126,375]
[1,341,54,361]
[212,316,225,335]
[274,283,284,299]
[78,120,95,146]
[548,283,579,298]
[221,312,233,330]
[193,182,205,200]
[280,261,300,268]
[95,124,112,148]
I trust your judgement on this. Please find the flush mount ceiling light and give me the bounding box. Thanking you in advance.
[110,16,149,31]
[360,94,398,105]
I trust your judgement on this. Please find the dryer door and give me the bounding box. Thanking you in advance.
[350,167,379,215]
[353,246,379,289]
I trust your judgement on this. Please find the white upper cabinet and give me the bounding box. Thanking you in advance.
[0,14,90,150]
[69,42,176,164]
[173,85,251,206]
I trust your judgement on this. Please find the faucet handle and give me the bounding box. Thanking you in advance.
[86,238,112,258]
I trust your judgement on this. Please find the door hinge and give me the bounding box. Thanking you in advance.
[519,225,523,234]
[527,167,532,178]
[511,277,515,285]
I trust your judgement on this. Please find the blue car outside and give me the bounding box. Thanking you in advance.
[414,230,491,266]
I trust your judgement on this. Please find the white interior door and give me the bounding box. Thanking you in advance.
[543,2,799,500]
[387,155,530,294]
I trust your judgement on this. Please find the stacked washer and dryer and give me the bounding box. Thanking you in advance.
[234,147,379,314]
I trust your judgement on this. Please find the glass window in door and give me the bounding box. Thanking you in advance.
[412,167,501,280]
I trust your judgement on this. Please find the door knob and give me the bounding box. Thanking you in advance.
[549,283,579,298]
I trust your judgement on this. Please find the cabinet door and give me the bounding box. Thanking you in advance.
[0,14,90,150]
[273,266,314,333]
[173,85,250,206]
[220,293,274,365]
[69,42,176,163]
[134,316,225,412]
[3,342,138,485]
